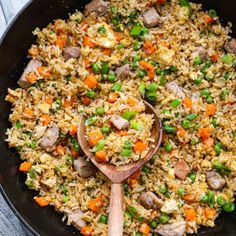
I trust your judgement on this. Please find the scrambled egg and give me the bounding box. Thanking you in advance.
[156,45,175,64]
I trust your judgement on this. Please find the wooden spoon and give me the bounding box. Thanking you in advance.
[77,100,162,236]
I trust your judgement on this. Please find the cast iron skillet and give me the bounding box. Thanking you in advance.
[0,0,236,235]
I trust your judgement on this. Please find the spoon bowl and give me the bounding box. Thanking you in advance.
[77,100,163,236]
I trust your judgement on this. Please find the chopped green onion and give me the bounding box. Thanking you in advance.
[211,117,217,128]
[165,142,173,152]
[122,111,136,121]
[101,62,109,74]
[177,188,185,196]
[186,113,198,121]
[164,125,177,134]
[170,99,181,108]
[223,202,235,212]
[108,73,117,82]
[179,0,190,6]
[208,9,217,18]
[96,107,105,115]
[92,140,106,152]
[206,95,214,104]
[70,136,80,151]
[142,166,151,173]
[221,54,234,64]
[159,185,167,194]
[62,195,70,203]
[182,119,191,129]
[214,142,222,155]
[130,121,143,131]
[16,121,24,129]
[124,140,132,150]
[217,196,226,206]
[159,75,166,86]
[188,172,196,182]
[130,25,143,37]
[92,63,101,74]
[194,56,202,65]
[146,91,158,102]
[97,26,106,34]
[117,43,125,49]
[146,82,158,92]
[220,89,230,101]
[193,123,201,131]
[121,149,132,157]
[111,82,122,91]
[200,88,210,98]
[65,155,73,164]
[138,69,147,78]
[85,116,97,126]
[139,81,146,96]
[194,77,202,85]
[133,41,142,50]
[100,126,111,134]
[212,161,231,175]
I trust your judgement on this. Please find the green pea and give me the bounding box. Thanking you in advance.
[164,125,177,134]
[200,88,210,98]
[214,142,222,155]
[223,202,235,212]
[130,25,143,37]
[28,141,37,149]
[66,155,73,164]
[177,188,185,196]
[15,121,24,129]
[111,82,122,91]
[138,70,147,78]
[182,119,191,129]
[206,95,214,104]
[159,185,167,194]
[146,91,158,102]
[186,113,198,121]
[97,26,106,34]
[150,220,158,229]
[159,213,169,224]
[165,142,173,152]
[190,138,198,145]
[101,62,109,74]
[121,149,132,157]
[217,196,226,206]
[156,68,162,75]
[188,172,196,182]
[170,99,181,108]
[62,195,70,203]
[100,126,111,134]
[194,56,202,65]
[92,63,101,74]
[96,107,105,115]
[159,75,166,86]
[87,90,95,98]
[85,116,97,126]
[108,73,117,82]
[194,77,202,85]
[122,111,136,121]
[98,214,108,224]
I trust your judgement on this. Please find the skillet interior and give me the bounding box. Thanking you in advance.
[0,0,235,235]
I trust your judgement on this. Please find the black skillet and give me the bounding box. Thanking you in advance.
[0,0,236,235]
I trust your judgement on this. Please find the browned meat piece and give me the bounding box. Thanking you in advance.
[115,64,131,80]
[224,38,236,56]
[205,171,226,190]
[39,124,59,152]
[143,7,160,28]
[140,191,164,210]
[73,158,96,178]
[110,115,129,130]
[191,46,207,61]
[166,81,185,100]
[67,208,86,229]
[18,59,42,88]
[84,0,108,16]
[63,46,80,61]
[174,159,190,180]
[154,221,186,236]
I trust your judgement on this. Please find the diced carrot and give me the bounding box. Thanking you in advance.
[115,32,124,42]
[139,223,151,235]
[139,61,155,79]
[34,196,49,207]
[108,92,119,103]
[81,96,92,106]
[62,97,75,108]
[70,148,79,158]
[128,178,138,187]
[54,145,66,156]
[54,19,66,34]
[129,169,141,180]
[23,108,33,118]
[127,97,137,106]
[80,20,88,32]
[88,197,103,212]
[204,15,214,24]
[157,0,166,4]
[206,104,216,116]
[204,137,214,147]
[88,130,104,147]
[184,208,197,221]
[183,194,196,203]
[210,54,219,62]
[84,58,91,68]
[143,41,156,55]
[103,48,112,56]
[37,66,51,78]
[45,97,53,105]
[198,127,211,140]
[83,36,95,48]
[55,34,67,49]
[25,72,38,84]
[69,125,77,135]
[116,131,128,136]
[134,140,147,153]
[28,47,39,57]
[183,97,192,110]
[95,151,107,163]
[40,114,52,126]
[204,207,217,220]
[177,126,187,138]
[84,75,98,89]
[19,162,32,172]
[81,226,93,236]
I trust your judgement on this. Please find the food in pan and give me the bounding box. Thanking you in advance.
[5,0,236,235]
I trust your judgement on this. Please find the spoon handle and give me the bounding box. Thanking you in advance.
[108,183,124,236]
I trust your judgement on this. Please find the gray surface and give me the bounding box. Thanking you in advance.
[0,1,32,236]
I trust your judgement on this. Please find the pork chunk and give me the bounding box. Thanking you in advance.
[67,208,86,230]
[166,81,185,100]
[74,158,96,178]
[18,59,42,88]
[39,124,59,152]
[115,64,131,80]
[140,191,164,210]
[154,221,186,236]
[84,0,108,16]
[143,7,160,28]
[110,115,129,130]
[205,171,226,190]
[174,159,190,180]
[63,46,80,61]
[224,38,236,56]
